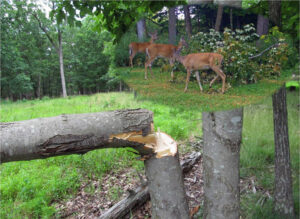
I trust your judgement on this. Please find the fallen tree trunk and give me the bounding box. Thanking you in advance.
[99,152,201,219]
[0,109,154,163]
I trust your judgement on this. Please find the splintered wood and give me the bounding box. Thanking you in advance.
[109,130,177,159]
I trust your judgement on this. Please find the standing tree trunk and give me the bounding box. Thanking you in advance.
[145,152,190,218]
[58,27,67,98]
[230,8,233,29]
[256,14,269,36]
[269,0,281,29]
[168,7,177,44]
[215,4,224,31]
[183,5,192,38]
[272,86,295,218]
[137,18,146,41]
[202,108,243,219]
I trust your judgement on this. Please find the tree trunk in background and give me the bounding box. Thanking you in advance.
[58,27,67,98]
[184,5,192,38]
[137,18,146,41]
[256,14,269,47]
[272,86,295,218]
[230,8,233,29]
[269,0,281,29]
[214,4,223,31]
[145,154,190,219]
[168,7,177,44]
[202,108,243,219]
[256,14,269,36]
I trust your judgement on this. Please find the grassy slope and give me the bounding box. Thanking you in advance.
[0,90,299,218]
[120,67,292,112]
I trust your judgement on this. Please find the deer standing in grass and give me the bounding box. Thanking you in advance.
[129,31,158,68]
[174,49,226,94]
[144,37,188,80]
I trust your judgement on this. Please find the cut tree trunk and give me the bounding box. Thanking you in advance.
[99,151,202,219]
[272,86,295,218]
[202,108,243,219]
[0,109,154,163]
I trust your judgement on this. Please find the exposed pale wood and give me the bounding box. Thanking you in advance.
[99,152,201,219]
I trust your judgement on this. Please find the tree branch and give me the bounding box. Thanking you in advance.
[249,43,279,59]
[32,12,58,52]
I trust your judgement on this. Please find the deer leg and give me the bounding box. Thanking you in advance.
[209,75,219,88]
[129,49,136,68]
[145,57,154,80]
[184,69,192,92]
[169,59,175,82]
[195,71,203,92]
[211,66,226,93]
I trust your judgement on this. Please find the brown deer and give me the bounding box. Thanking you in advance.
[129,31,158,67]
[174,49,226,94]
[144,37,188,80]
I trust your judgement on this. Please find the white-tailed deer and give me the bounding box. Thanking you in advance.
[144,37,188,80]
[174,49,226,94]
[129,31,158,67]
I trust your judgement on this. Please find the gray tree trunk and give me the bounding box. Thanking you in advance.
[137,18,146,41]
[184,5,192,38]
[256,14,269,36]
[0,109,153,163]
[202,108,243,219]
[168,7,177,44]
[58,27,67,98]
[215,4,224,31]
[272,86,295,218]
[145,154,190,219]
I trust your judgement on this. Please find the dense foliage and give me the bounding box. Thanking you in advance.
[184,24,295,84]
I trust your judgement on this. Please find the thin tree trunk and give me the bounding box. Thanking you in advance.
[230,8,233,29]
[58,27,67,98]
[37,73,42,99]
[202,108,243,219]
[184,5,192,38]
[272,86,295,218]
[215,4,224,31]
[256,14,269,36]
[137,18,146,41]
[168,7,177,44]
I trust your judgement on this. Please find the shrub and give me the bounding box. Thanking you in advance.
[183,24,295,85]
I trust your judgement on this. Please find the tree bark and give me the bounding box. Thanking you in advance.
[202,108,243,219]
[58,27,67,98]
[256,14,269,36]
[184,5,192,38]
[0,109,154,163]
[269,0,281,29]
[145,153,190,219]
[168,7,177,44]
[137,18,146,41]
[272,86,295,218]
[214,4,224,31]
[99,151,202,219]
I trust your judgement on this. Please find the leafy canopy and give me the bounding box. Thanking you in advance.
[51,0,186,42]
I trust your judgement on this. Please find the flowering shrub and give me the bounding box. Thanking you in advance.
[183,24,293,85]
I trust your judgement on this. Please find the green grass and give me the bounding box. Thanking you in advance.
[0,92,201,218]
[0,90,299,218]
[120,67,294,112]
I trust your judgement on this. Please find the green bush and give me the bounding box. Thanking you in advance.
[183,24,295,85]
